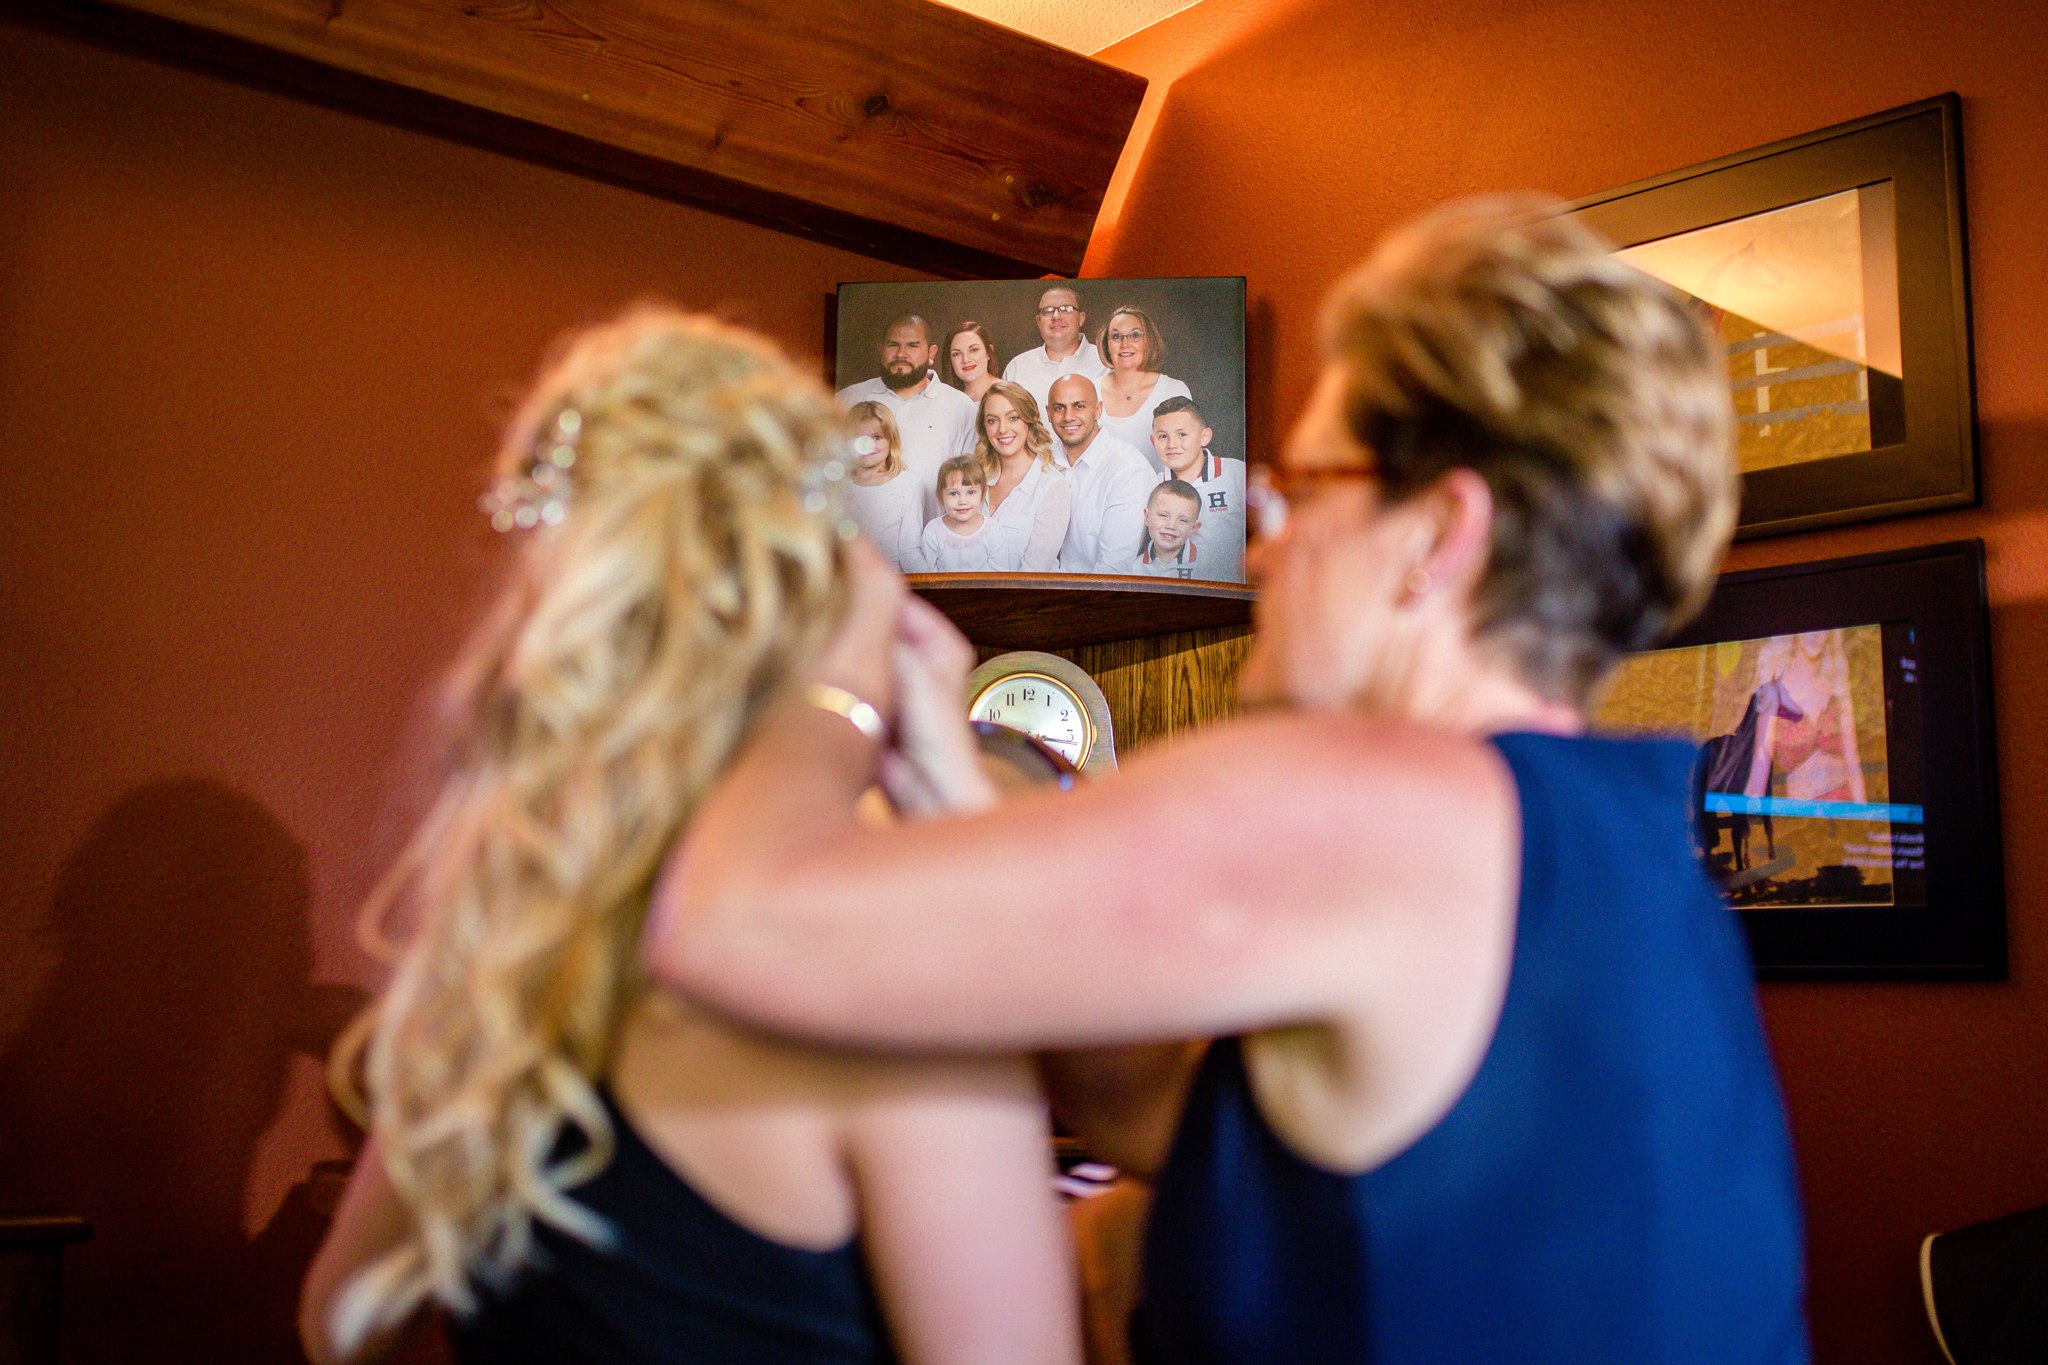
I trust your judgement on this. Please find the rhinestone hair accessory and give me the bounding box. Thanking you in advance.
[480,407,582,532]
[480,400,865,541]
[806,432,862,542]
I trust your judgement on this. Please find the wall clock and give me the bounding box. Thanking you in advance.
[964,651,1118,776]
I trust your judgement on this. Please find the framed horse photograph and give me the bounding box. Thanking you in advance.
[1568,95,1976,541]
[1592,540,2003,979]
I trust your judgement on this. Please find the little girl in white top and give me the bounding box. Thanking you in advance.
[840,401,925,572]
[920,455,1000,572]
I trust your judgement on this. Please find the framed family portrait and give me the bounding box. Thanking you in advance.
[1568,94,1975,540]
[831,276,1248,589]
[1591,540,2004,979]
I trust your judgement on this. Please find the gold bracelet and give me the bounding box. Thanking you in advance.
[804,683,885,744]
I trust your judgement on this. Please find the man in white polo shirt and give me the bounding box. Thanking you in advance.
[1002,285,1110,411]
[1045,374,1154,575]
[836,313,978,522]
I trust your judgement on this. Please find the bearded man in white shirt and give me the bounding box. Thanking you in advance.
[1046,374,1155,575]
[835,313,978,522]
[1002,286,1110,411]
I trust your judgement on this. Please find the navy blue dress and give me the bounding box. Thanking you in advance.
[1134,732,1809,1364]
[452,1087,897,1364]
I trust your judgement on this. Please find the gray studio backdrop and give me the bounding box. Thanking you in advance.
[832,277,1247,464]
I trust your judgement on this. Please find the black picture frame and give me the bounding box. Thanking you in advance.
[1567,95,1976,540]
[1633,540,2004,979]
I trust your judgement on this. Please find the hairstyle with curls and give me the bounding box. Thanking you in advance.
[321,304,852,1356]
[1098,304,1168,372]
[974,380,1061,478]
[1323,196,1739,706]
[942,320,1001,389]
[845,400,905,476]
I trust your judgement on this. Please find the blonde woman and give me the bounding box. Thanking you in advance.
[974,380,1070,572]
[1743,628,1867,805]
[300,308,1078,1365]
[843,399,927,572]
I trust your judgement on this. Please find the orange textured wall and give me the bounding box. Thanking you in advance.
[1094,1,2048,1360]
[0,17,923,1358]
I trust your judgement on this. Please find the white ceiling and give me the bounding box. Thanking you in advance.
[937,0,1204,54]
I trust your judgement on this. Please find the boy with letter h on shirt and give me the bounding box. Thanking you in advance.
[1149,396,1245,583]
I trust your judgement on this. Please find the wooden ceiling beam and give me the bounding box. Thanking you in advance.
[20,0,1147,277]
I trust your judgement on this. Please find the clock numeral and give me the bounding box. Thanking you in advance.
[1005,692,1016,707]
[1060,709,1070,720]
[1023,686,1035,702]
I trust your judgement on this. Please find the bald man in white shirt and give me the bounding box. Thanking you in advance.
[1002,285,1110,411]
[1046,374,1154,575]
[836,313,978,522]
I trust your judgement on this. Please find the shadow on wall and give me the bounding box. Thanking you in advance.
[0,778,366,1362]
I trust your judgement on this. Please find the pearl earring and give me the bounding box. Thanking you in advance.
[1404,565,1433,598]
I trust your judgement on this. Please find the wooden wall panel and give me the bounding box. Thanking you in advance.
[981,626,1252,757]
[26,0,1146,277]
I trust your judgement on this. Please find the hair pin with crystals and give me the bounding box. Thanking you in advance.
[481,408,582,532]
[803,434,863,543]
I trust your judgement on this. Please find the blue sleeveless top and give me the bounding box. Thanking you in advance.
[451,1087,897,1364]
[1134,732,1809,1364]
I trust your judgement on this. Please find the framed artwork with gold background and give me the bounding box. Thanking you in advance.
[1569,94,1975,539]
[1593,541,2002,979]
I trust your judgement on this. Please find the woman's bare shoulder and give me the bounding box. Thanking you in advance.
[613,993,1045,1252]
[1131,711,1516,851]
[1185,717,1522,1177]
[619,992,1035,1113]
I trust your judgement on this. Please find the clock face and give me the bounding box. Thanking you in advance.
[968,672,1094,768]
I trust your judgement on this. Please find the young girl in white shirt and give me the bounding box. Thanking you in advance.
[841,401,925,572]
[921,455,1000,571]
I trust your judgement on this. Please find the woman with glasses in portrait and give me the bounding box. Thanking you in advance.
[1093,304,1193,473]
[647,201,1809,1365]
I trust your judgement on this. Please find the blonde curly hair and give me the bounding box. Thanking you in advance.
[974,379,1061,477]
[323,304,851,1354]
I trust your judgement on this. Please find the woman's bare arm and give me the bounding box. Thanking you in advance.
[1745,710,1778,797]
[843,1054,1081,1365]
[300,1140,425,1365]
[647,697,1516,1056]
[1836,689,1867,804]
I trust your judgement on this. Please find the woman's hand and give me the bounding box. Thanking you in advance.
[813,538,906,724]
[878,596,998,818]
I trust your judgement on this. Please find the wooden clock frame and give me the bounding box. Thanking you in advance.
[965,650,1121,777]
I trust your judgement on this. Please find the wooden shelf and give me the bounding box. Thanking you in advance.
[25,0,1146,278]
[911,574,1254,649]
